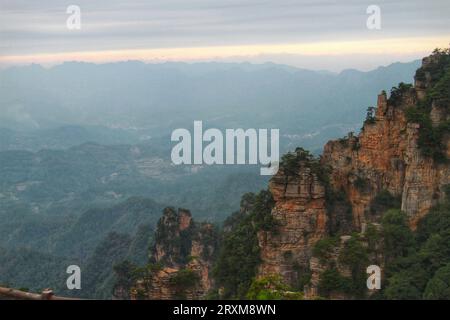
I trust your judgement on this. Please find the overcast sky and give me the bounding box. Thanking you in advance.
[0,0,449,71]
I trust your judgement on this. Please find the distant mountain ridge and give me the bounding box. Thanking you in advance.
[0,59,421,153]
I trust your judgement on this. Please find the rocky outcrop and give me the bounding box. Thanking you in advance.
[321,59,449,230]
[322,91,412,229]
[131,208,218,300]
[257,161,328,286]
[257,51,450,296]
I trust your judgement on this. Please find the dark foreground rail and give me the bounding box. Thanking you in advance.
[0,286,80,300]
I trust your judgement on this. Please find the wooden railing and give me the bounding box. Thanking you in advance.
[0,287,81,300]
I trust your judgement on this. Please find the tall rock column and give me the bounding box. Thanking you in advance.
[257,163,327,287]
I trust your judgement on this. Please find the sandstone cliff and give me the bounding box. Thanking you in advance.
[257,50,450,298]
[258,156,328,286]
[322,53,449,230]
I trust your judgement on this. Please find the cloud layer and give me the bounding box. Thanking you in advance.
[1,0,449,70]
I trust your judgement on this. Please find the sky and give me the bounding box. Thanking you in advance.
[0,0,449,71]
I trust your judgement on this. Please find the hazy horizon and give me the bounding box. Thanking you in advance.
[0,54,423,74]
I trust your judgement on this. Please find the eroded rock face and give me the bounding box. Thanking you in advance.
[258,164,328,285]
[323,92,408,228]
[257,54,449,294]
[322,89,449,230]
[132,208,218,300]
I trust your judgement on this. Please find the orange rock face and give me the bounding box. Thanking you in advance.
[257,54,449,292]
[322,88,449,230]
[258,164,328,284]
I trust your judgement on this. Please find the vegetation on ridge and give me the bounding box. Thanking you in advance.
[313,186,450,300]
[406,47,450,163]
[212,190,275,299]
